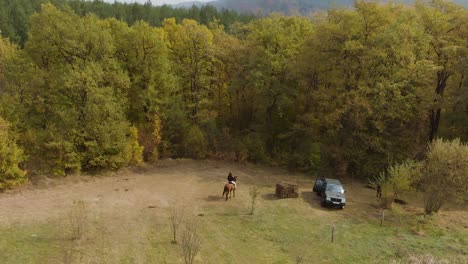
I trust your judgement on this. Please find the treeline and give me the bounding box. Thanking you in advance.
[213,0,355,15]
[213,0,468,15]
[0,0,255,46]
[0,1,467,190]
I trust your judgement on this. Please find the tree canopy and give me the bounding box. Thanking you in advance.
[0,0,466,187]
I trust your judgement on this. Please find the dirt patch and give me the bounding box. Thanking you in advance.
[0,159,310,226]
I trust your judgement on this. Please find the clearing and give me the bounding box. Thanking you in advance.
[0,159,466,263]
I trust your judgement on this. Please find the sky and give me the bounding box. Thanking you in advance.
[102,0,212,5]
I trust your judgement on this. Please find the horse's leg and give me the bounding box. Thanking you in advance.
[233,188,235,198]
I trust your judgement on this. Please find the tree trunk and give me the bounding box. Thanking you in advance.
[429,71,450,141]
[429,108,441,142]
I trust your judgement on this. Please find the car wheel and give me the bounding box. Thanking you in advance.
[320,201,326,207]
[340,205,345,210]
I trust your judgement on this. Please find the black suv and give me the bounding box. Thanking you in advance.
[313,178,346,209]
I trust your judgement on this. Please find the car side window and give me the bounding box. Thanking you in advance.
[317,179,324,188]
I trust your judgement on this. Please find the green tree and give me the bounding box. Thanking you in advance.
[162,18,217,157]
[109,19,172,161]
[164,18,214,124]
[23,3,141,173]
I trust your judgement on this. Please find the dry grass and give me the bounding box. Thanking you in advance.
[0,159,466,263]
[390,254,450,264]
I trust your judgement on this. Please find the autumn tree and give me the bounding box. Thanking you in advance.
[162,18,215,157]
[415,0,468,141]
[232,15,315,167]
[109,18,171,161]
[420,138,468,215]
[22,4,142,174]
[297,1,435,178]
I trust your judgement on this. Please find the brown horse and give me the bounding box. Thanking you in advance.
[222,176,237,201]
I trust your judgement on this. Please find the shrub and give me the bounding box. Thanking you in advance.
[169,201,184,244]
[124,126,144,166]
[372,160,421,209]
[181,221,202,264]
[0,117,26,190]
[420,139,468,215]
[249,186,260,215]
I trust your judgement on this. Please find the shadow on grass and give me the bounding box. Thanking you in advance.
[204,195,225,202]
[301,191,319,203]
[301,191,335,212]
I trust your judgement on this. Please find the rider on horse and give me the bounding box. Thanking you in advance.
[227,172,236,189]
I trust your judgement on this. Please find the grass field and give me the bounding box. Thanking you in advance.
[0,159,466,263]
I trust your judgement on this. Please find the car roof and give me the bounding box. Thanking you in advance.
[324,178,342,185]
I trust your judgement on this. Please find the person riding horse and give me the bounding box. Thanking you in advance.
[227,172,236,189]
[223,172,237,201]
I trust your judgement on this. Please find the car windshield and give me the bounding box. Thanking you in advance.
[326,184,344,193]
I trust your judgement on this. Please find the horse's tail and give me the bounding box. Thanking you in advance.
[222,185,227,197]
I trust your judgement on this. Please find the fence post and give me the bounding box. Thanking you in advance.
[331,225,335,243]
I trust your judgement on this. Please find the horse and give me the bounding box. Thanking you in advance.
[222,176,237,201]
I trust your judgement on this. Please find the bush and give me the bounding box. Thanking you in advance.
[180,220,202,264]
[0,117,26,190]
[249,186,260,215]
[420,139,468,215]
[183,125,207,159]
[169,201,184,244]
[124,126,144,165]
[372,160,421,209]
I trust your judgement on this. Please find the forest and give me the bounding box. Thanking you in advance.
[0,0,255,46]
[212,0,468,15]
[0,0,467,199]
